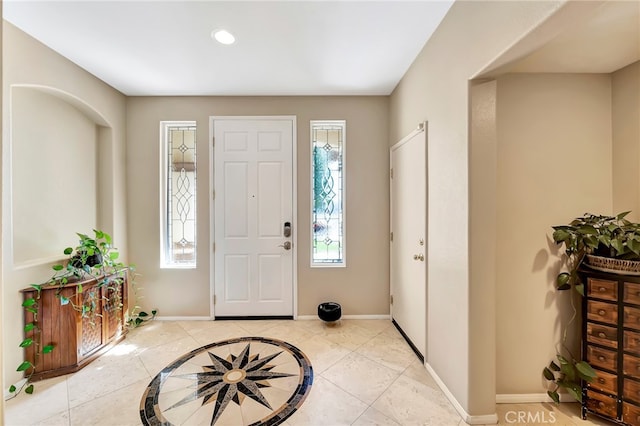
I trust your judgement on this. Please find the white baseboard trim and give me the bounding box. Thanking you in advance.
[156,316,213,321]
[296,314,391,320]
[496,393,577,403]
[425,363,499,425]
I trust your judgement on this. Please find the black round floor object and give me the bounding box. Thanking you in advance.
[318,302,342,322]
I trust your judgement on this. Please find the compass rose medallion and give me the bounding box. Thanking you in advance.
[140,337,313,425]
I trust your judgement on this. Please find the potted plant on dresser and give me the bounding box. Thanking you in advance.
[7,229,154,397]
[545,212,640,425]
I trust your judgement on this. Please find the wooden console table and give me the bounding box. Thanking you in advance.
[21,272,128,381]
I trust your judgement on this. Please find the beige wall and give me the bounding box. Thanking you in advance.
[126,96,389,318]
[495,73,613,395]
[1,22,127,387]
[389,0,563,417]
[612,61,640,220]
[1,3,4,419]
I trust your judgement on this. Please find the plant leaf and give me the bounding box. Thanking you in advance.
[25,384,34,394]
[556,273,570,287]
[63,247,73,255]
[547,390,560,404]
[16,361,32,372]
[109,252,119,260]
[59,296,69,306]
[19,338,33,348]
[52,264,64,271]
[575,283,585,297]
[30,284,42,292]
[43,344,55,354]
[9,385,16,393]
[138,311,149,317]
[576,361,597,379]
[552,229,571,243]
[22,298,36,308]
[543,367,554,381]
[549,361,561,371]
[24,323,35,332]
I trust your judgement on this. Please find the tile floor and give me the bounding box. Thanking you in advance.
[3,319,615,425]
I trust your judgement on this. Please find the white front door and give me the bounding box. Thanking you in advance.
[212,116,295,317]
[390,123,427,358]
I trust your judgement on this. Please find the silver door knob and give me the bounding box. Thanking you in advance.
[413,253,424,261]
[278,241,292,250]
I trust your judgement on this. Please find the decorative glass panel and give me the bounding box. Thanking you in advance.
[311,120,345,266]
[161,122,197,268]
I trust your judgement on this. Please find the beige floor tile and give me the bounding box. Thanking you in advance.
[260,323,315,346]
[66,349,150,408]
[178,320,249,343]
[296,334,351,374]
[401,358,440,390]
[317,321,378,351]
[4,376,68,426]
[372,374,461,425]
[352,406,401,426]
[234,319,289,334]
[137,334,201,376]
[69,378,148,426]
[356,332,418,372]
[287,376,368,425]
[32,410,71,426]
[4,375,69,426]
[124,320,191,352]
[322,352,400,404]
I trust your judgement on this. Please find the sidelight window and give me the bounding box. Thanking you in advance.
[311,120,346,267]
[160,121,197,268]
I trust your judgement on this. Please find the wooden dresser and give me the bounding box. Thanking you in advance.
[21,272,128,381]
[582,268,640,425]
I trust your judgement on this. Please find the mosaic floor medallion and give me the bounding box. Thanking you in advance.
[140,337,313,425]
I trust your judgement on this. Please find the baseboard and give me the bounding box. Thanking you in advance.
[155,316,213,321]
[296,314,391,320]
[425,363,499,425]
[496,393,577,403]
[156,315,391,321]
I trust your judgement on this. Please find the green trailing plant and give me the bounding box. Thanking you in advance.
[7,229,156,397]
[543,212,640,403]
[125,266,157,328]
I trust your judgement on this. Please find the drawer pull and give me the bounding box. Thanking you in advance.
[599,287,606,292]
[598,378,606,384]
[598,332,606,338]
[598,355,606,361]
[598,402,605,408]
[598,309,606,316]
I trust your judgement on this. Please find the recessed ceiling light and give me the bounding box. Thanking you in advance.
[212,29,235,45]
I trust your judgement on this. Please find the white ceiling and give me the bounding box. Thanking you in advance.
[3,1,454,96]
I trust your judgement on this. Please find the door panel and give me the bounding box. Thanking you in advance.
[213,117,294,317]
[390,124,427,358]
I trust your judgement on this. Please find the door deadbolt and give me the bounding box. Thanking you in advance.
[413,253,424,261]
[284,221,292,237]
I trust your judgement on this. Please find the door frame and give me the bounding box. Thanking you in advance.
[208,115,298,319]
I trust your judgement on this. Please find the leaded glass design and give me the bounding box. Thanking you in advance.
[161,122,197,268]
[311,120,345,266]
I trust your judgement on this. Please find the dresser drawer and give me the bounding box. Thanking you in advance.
[625,354,640,378]
[588,345,618,371]
[625,379,640,405]
[626,283,640,306]
[588,369,618,395]
[625,330,640,354]
[588,323,619,348]
[586,389,618,419]
[588,300,618,324]
[626,306,640,331]
[623,402,640,426]
[589,278,618,301]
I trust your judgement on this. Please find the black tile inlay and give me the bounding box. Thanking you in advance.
[140,337,313,425]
